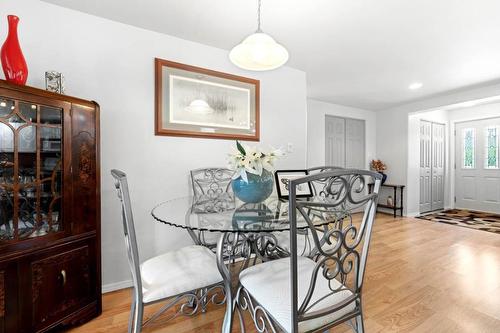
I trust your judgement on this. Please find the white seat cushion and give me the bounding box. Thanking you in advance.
[240,256,355,332]
[141,245,222,303]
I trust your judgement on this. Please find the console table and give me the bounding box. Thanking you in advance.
[368,183,405,217]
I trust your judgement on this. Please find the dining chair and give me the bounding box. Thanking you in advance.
[307,166,344,196]
[189,168,234,250]
[111,169,224,333]
[237,169,381,333]
[190,167,234,202]
[272,166,345,257]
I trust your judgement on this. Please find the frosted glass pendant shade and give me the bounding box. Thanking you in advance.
[229,32,289,71]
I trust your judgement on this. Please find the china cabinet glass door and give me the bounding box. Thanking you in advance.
[0,96,62,241]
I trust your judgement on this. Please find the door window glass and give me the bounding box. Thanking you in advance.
[485,127,499,169]
[463,128,475,169]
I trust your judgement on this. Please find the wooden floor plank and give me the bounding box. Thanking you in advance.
[69,214,500,332]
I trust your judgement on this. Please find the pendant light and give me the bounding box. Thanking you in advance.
[229,0,289,71]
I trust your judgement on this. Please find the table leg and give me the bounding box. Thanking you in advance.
[393,187,397,218]
[400,186,404,217]
[217,233,233,333]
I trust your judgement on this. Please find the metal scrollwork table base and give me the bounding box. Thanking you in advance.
[152,195,347,333]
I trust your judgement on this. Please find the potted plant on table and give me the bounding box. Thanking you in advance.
[228,141,284,203]
[370,159,387,184]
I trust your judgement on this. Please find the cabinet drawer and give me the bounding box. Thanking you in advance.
[30,244,95,330]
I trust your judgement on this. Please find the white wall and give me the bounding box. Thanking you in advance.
[0,0,308,290]
[306,99,376,168]
[448,102,500,123]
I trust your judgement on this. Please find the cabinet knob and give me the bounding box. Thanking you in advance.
[60,269,67,286]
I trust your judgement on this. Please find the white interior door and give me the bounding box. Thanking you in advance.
[431,123,445,210]
[325,116,346,167]
[455,118,500,213]
[419,121,432,212]
[419,121,445,213]
[345,118,365,169]
[325,116,365,169]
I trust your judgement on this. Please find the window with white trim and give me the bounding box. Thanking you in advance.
[462,128,475,169]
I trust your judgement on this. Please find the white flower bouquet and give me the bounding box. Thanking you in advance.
[228,141,285,182]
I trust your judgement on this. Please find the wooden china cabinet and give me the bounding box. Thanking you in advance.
[0,79,101,332]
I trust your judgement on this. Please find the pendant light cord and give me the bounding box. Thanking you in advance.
[257,0,262,32]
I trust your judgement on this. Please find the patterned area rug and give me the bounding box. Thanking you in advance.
[416,209,500,234]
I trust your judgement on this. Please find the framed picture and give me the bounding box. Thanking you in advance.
[274,170,313,199]
[155,58,260,141]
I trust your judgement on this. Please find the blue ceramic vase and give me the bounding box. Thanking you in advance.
[380,172,387,184]
[232,170,274,203]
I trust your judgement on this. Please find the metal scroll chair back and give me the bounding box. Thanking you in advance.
[288,169,381,332]
[306,166,344,197]
[190,168,234,202]
[189,168,234,250]
[111,169,143,301]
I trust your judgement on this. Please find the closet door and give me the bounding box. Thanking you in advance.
[345,118,365,169]
[419,121,432,212]
[431,123,445,210]
[325,116,345,167]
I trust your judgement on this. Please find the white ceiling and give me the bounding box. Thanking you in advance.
[43,0,500,110]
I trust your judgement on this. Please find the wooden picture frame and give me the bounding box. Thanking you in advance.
[274,170,314,199]
[155,58,260,141]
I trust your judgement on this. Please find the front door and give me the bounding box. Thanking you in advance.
[455,117,500,213]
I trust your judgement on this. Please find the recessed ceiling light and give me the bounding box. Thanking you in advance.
[408,82,423,90]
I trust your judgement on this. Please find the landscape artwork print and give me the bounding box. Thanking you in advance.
[155,58,260,141]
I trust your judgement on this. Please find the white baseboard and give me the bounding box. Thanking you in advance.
[409,207,452,218]
[406,211,420,218]
[102,279,133,293]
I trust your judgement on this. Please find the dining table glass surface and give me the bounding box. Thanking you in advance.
[151,194,352,233]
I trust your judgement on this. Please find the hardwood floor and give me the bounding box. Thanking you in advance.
[70,214,500,332]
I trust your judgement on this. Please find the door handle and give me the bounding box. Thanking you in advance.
[60,269,67,286]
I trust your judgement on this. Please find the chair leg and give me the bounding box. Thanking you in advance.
[355,314,365,333]
[132,302,144,333]
[129,288,143,333]
[128,298,136,333]
[236,305,246,333]
[201,288,209,313]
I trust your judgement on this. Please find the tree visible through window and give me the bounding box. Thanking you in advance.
[486,127,498,169]
[463,128,475,168]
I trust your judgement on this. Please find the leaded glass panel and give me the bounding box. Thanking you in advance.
[0,98,63,241]
[485,127,499,169]
[463,128,475,169]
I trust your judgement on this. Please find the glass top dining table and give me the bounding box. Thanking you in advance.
[151,194,350,333]
[151,194,349,233]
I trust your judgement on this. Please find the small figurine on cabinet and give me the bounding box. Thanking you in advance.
[45,70,65,94]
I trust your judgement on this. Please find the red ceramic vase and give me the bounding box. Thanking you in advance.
[1,15,28,85]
